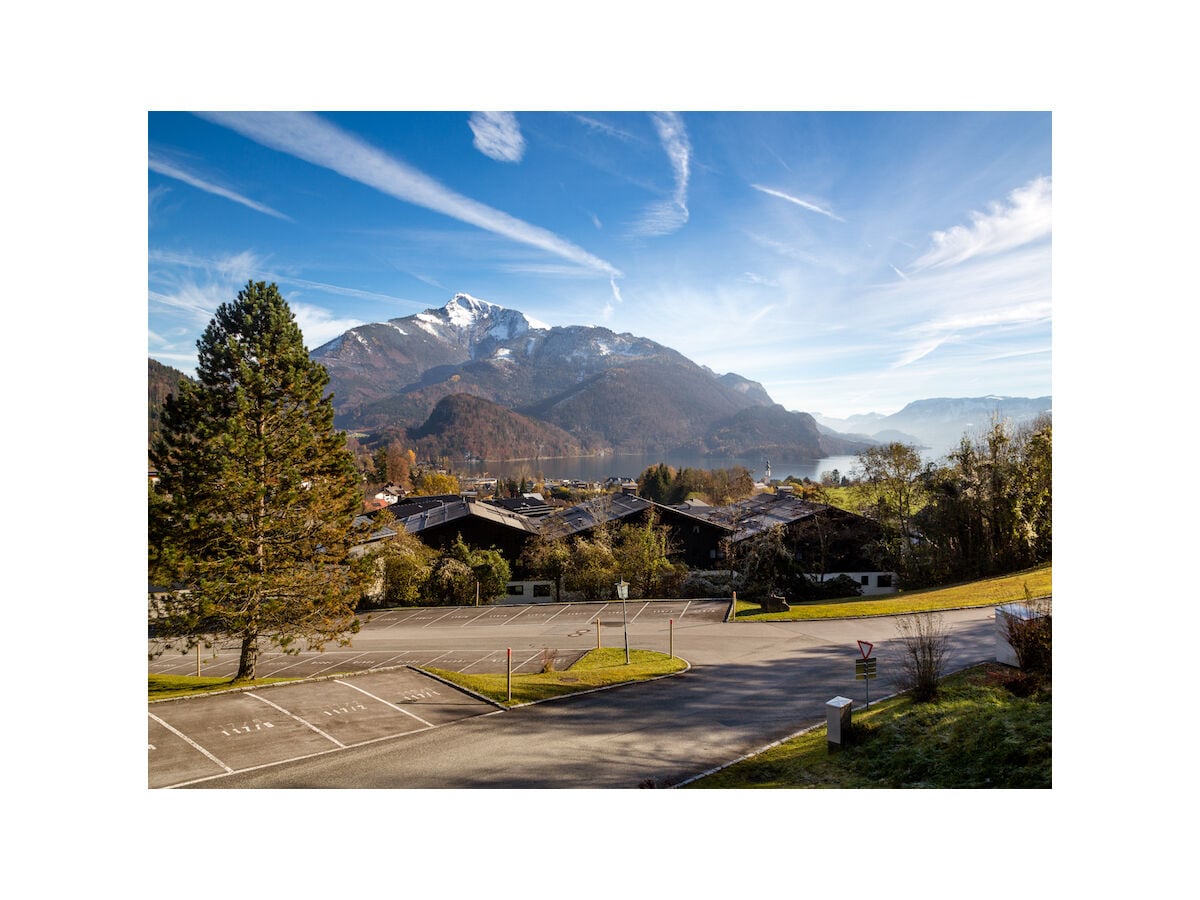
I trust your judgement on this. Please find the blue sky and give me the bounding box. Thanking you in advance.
[149,111,1050,419]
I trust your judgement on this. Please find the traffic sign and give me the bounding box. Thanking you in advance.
[857,640,873,659]
[855,657,877,679]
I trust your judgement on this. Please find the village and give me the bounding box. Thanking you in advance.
[352,466,898,607]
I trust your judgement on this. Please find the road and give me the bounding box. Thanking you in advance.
[148,601,999,788]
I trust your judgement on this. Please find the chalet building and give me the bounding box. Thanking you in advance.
[682,492,890,578]
[387,498,539,562]
[362,488,897,594]
[537,492,657,541]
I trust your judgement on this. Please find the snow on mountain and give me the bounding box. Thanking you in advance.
[311,292,780,452]
[407,293,547,347]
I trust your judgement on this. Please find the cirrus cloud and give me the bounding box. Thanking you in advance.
[469,111,526,163]
[912,176,1051,271]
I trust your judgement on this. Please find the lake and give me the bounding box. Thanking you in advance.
[457,453,867,485]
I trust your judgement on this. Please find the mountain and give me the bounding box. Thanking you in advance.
[148,358,191,448]
[685,404,874,460]
[815,395,1052,456]
[408,393,584,461]
[311,293,778,455]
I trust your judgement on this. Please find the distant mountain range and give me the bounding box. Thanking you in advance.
[148,293,1051,463]
[308,293,868,460]
[814,395,1053,456]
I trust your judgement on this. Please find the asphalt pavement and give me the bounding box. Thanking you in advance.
[148,600,998,788]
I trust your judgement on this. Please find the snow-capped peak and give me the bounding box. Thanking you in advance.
[443,293,499,327]
[430,293,549,335]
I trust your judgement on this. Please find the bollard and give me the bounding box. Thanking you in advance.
[669,618,674,658]
[507,648,512,703]
[595,618,600,650]
[826,696,852,751]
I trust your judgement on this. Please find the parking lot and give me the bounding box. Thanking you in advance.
[149,666,499,788]
[149,599,730,787]
[148,599,730,679]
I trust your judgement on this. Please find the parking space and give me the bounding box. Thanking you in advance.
[148,599,733,787]
[149,600,730,680]
[149,667,497,788]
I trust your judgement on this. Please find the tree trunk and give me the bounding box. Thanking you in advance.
[236,634,258,681]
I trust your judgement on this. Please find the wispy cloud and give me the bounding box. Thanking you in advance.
[148,151,292,221]
[751,184,845,222]
[742,272,781,288]
[911,176,1051,271]
[290,302,371,349]
[634,112,691,236]
[469,112,526,163]
[149,248,419,307]
[199,112,620,278]
[571,114,640,143]
[890,265,909,281]
[609,277,623,306]
[881,246,1052,369]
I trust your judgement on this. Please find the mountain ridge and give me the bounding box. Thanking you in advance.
[311,293,782,456]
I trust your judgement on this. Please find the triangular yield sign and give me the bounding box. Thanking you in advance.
[857,640,873,659]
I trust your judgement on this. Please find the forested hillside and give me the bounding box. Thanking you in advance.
[407,393,584,461]
[148,358,190,448]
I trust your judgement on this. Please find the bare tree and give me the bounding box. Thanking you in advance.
[894,613,949,702]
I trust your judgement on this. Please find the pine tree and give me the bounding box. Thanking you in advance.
[149,281,368,680]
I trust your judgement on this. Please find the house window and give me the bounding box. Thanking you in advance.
[506,584,525,596]
[877,574,892,588]
[533,584,552,597]
[860,575,869,585]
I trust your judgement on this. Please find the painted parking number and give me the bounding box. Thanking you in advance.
[220,719,275,736]
[322,701,368,716]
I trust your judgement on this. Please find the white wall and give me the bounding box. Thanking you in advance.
[811,572,899,596]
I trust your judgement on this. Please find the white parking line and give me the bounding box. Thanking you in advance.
[247,693,346,748]
[421,609,463,627]
[541,605,569,623]
[628,602,649,623]
[335,680,435,727]
[457,650,503,674]
[148,712,233,773]
[517,650,543,672]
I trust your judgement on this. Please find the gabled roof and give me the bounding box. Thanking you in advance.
[392,499,541,537]
[686,492,828,541]
[537,492,652,540]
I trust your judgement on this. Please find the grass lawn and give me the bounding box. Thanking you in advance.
[426,647,687,706]
[734,562,1051,621]
[148,674,296,700]
[686,664,1050,788]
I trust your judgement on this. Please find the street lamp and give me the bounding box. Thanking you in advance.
[616,579,629,664]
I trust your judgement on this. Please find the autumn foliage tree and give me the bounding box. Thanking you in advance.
[149,281,369,680]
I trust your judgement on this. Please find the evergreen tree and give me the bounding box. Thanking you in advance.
[149,281,368,680]
[637,463,675,503]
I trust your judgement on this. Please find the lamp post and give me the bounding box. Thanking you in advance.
[616,579,629,664]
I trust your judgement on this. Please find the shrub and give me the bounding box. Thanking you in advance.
[895,613,949,702]
[809,573,863,600]
[1004,598,1052,677]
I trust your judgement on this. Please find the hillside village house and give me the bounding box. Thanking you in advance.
[370,489,898,601]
